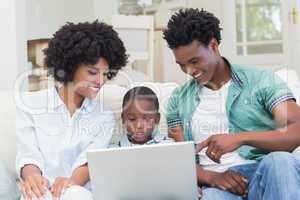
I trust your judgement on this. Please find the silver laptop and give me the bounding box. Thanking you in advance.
[87,141,198,200]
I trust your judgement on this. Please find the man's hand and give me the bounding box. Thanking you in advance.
[207,170,248,197]
[21,165,48,200]
[196,134,243,163]
[51,177,75,199]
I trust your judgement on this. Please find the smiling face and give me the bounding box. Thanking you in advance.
[72,57,109,99]
[173,39,220,85]
[122,98,160,144]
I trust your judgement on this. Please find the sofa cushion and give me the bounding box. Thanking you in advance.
[0,91,17,176]
[96,84,128,143]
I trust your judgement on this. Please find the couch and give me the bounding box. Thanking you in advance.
[1,68,300,181]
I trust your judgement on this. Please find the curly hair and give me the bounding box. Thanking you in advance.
[44,20,128,84]
[163,8,222,49]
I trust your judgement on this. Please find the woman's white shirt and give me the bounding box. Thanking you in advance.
[16,87,115,185]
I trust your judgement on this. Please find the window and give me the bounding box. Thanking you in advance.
[235,0,283,56]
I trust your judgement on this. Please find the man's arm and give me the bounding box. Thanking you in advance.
[197,100,300,163]
[238,100,300,151]
[166,87,185,142]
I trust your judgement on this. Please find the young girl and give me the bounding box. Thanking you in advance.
[16,21,127,200]
[111,86,202,198]
[114,86,173,147]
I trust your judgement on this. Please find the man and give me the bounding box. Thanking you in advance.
[164,8,300,200]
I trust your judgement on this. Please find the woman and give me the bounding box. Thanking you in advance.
[16,20,127,200]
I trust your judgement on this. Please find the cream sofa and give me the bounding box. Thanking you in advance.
[1,69,300,180]
[0,81,179,178]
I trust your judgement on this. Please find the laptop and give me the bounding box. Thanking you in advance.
[87,141,198,200]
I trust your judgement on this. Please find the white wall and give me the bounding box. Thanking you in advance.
[220,0,300,78]
[0,0,27,172]
[0,0,27,91]
[161,0,222,84]
[26,0,95,40]
[283,0,300,77]
[94,0,119,24]
[188,0,222,18]
[16,0,28,75]
[160,38,191,84]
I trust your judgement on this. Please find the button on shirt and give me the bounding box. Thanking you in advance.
[16,87,115,185]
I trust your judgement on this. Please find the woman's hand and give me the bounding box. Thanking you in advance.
[21,165,48,200]
[51,177,75,199]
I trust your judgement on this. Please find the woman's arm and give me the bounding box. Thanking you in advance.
[16,106,48,199]
[51,164,89,198]
[21,164,42,180]
[16,107,45,177]
[51,112,116,198]
[70,164,89,186]
[20,164,49,199]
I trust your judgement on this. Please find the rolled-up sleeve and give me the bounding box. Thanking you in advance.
[258,71,296,112]
[71,111,115,172]
[166,87,182,129]
[16,107,45,178]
